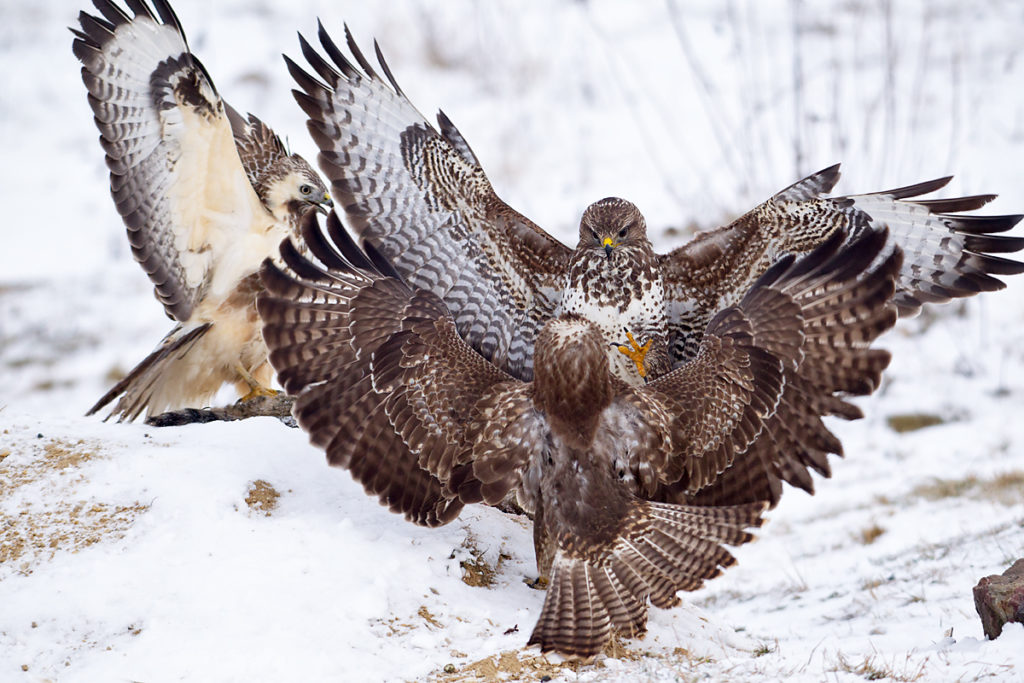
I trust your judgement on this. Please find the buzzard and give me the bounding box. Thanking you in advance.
[283,23,1023,501]
[287,25,1022,382]
[73,0,332,421]
[257,209,901,656]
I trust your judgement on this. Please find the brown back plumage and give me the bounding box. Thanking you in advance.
[284,23,1020,511]
[257,207,900,658]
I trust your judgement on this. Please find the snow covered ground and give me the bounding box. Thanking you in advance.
[1,1,1023,680]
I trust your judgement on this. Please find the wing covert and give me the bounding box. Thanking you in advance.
[285,22,572,379]
[659,164,1022,362]
[73,0,267,321]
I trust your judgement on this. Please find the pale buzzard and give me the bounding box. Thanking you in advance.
[73,0,332,421]
[257,210,900,656]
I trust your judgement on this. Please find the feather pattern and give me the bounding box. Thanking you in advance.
[287,23,570,380]
[660,165,1023,361]
[288,25,1020,392]
[73,0,330,420]
[257,209,899,658]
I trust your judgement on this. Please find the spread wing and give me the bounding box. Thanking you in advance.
[681,228,901,508]
[285,22,572,379]
[612,249,809,497]
[619,227,898,506]
[660,164,1023,362]
[72,0,269,321]
[258,211,546,525]
[613,300,792,497]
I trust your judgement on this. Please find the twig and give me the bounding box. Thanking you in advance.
[145,394,297,428]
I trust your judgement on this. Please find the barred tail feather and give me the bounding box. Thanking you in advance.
[86,322,212,422]
[528,500,765,657]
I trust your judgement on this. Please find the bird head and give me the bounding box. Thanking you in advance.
[577,197,648,259]
[262,157,333,228]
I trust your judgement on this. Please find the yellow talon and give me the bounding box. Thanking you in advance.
[239,385,280,402]
[616,331,651,379]
[235,363,279,402]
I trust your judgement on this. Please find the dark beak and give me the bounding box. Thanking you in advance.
[604,244,613,258]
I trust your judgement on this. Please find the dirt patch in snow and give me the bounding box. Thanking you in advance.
[433,638,713,682]
[244,479,281,516]
[0,437,149,576]
[911,471,1024,506]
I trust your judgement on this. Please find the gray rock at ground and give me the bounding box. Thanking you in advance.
[974,559,1024,639]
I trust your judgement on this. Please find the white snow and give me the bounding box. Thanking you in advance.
[2,1,1023,681]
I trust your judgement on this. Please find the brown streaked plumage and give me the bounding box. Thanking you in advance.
[73,0,332,421]
[257,210,900,657]
[286,24,1021,502]
[558,197,671,385]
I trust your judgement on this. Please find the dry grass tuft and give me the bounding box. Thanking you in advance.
[0,438,149,575]
[858,523,887,545]
[911,471,1024,506]
[828,651,927,682]
[244,479,280,516]
[418,605,442,629]
[457,535,510,588]
[886,413,944,433]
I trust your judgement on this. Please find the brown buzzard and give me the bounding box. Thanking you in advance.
[283,23,1022,501]
[288,25,1024,375]
[73,0,332,421]
[257,209,900,656]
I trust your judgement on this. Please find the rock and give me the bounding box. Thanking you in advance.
[973,558,1024,639]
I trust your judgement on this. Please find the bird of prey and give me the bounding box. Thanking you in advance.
[72,0,332,421]
[283,23,1022,501]
[257,209,901,657]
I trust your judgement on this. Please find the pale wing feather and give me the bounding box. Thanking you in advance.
[660,165,1022,362]
[286,23,570,379]
[73,0,270,321]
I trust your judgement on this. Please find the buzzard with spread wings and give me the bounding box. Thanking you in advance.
[284,23,1022,503]
[73,0,332,421]
[257,209,900,656]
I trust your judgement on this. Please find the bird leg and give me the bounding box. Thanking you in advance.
[616,331,652,379]
[234,363,279,402]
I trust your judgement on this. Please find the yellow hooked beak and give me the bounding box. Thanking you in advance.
[314,191,333,215]
[603,237,615,257]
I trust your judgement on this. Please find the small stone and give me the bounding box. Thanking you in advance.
[973,558,1024,639]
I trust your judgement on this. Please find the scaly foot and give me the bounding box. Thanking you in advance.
[235,363,279,402]
[238,384,280,403]
[616,331,652,379]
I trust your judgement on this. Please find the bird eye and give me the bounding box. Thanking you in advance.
[299,184,312,195]
[618,227,628,238]
[589,228,599,240]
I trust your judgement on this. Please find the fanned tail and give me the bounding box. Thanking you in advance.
[86,322,213,422]
[528,500,766,657]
